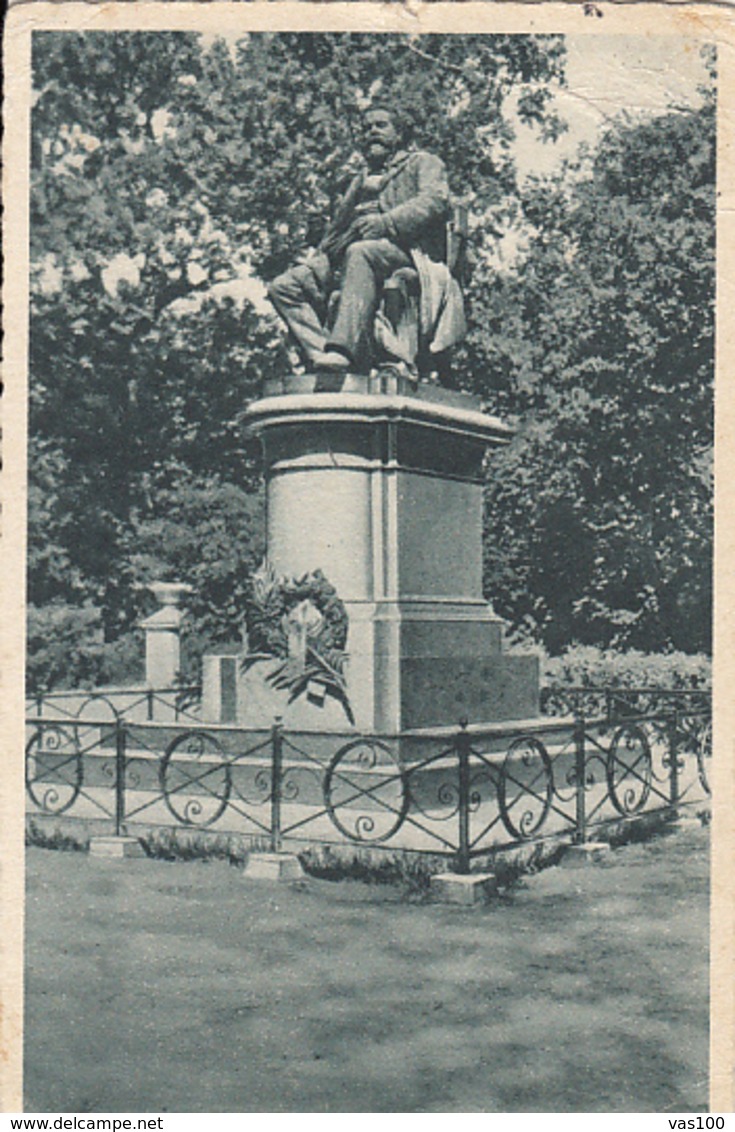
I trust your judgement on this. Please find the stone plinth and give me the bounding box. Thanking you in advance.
[430,871,498,905]
[560,842,610,868]
[89,836,146,859]
[140,582,192,688]
[222,388,539,735]
[243,853,304,882]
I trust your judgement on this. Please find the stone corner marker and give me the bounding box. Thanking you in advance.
[430,871,498,905]
[88,836,146,860]
[243,853,305,882]
[559,842,611,869]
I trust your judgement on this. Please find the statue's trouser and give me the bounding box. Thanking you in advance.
[268,238,411,367]
[267,261,331,363]
[326,239,411,364]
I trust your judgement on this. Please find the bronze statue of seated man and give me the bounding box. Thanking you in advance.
[267,104,466,381]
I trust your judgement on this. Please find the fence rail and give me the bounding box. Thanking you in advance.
[25,689,711,871]
[26,685,202,724]
[541,684,711,720]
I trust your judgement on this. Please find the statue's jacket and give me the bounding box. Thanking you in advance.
[321,149,466,356]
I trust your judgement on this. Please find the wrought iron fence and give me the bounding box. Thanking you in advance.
[25,690,711,872]
[26,685,201,724]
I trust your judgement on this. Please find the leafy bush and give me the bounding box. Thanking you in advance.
[297,845,442,895]
[25,819,89,853]
[126,470,265,686]
[539,644,711,715]
[138,827,257,865]
[26,601,144,693]
[27,471,266,694]
[542,645,711,690]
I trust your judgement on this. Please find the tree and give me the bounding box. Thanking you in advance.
[482,79,715,654]
[28,31,567,687]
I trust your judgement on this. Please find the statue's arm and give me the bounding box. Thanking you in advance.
[380,153,450,245]
[319,173,364,259]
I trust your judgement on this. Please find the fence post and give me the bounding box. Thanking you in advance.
[114,719,127,838]
[270,717,283,853]
[573,717,587,845]
[455,719,471,874]
[147,690,154,722]
[667,710,680,814]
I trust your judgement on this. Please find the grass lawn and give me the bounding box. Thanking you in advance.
[24,823,709,1113]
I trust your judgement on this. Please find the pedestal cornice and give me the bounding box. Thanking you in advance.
[243,392,514,449]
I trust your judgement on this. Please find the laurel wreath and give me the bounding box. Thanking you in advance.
[242,560,352,722]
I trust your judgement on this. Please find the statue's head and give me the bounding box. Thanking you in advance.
[360,104,406,168]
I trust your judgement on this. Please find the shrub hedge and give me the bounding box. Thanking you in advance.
[536,644,711,716]
[541,645,711,690]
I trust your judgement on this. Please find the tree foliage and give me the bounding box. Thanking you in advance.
[28,30,567,687]
[28,31,713,689]
[483,84,715,654]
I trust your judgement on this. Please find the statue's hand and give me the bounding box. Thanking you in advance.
[352,213,388,240]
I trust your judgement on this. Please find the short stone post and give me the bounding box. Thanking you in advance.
[140,582,193,689]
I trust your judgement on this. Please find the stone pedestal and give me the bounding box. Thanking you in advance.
[216,387,539,735]
[140,582,192,688]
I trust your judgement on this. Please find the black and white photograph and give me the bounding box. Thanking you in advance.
[2,3,731,1116]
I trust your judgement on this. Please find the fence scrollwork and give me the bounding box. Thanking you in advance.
[26,724,83,814]
[497,735,554,840]
[606,724,652,816]
[323,738,409,843]
[159,730,232,827]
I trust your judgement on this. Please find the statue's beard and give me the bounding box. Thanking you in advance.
[365,141,393,170]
